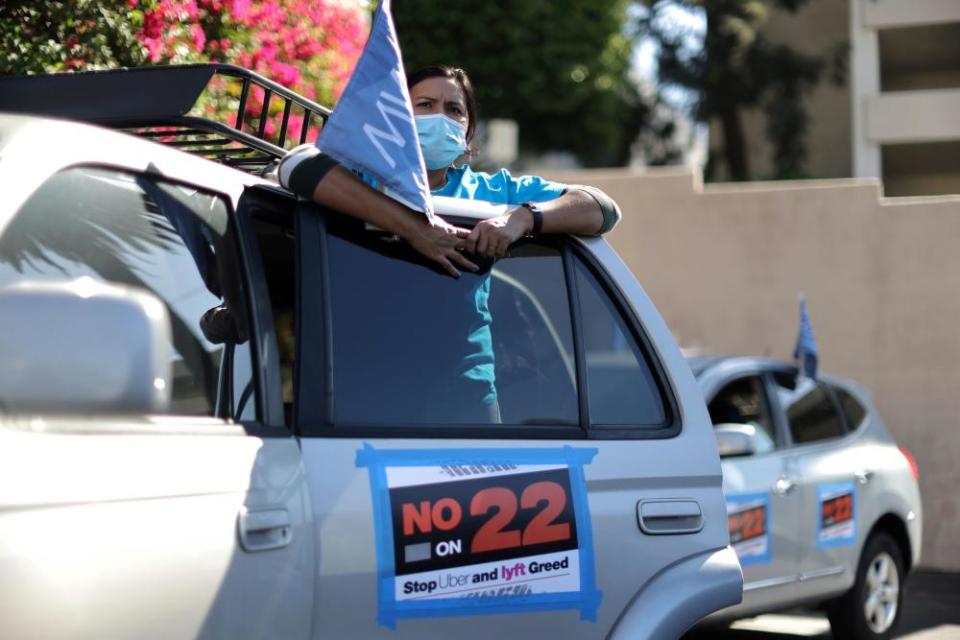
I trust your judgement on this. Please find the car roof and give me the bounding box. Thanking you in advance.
[685,353,863,393]
[684,353,796,378]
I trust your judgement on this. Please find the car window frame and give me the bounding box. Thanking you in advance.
[565,242,679,439]
[293,205,678,440]
[830,383,868,433]
[231,184,296,436]
[765,368,850,449]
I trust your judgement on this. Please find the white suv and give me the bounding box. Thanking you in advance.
[0,65,742,639]
[691,355,922,639]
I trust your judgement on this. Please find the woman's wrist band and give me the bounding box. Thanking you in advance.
[289,153,340,198]
[521,202,544,237]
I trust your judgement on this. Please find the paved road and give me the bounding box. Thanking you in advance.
[684,571,960,640]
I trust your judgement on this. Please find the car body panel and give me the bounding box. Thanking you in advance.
[302,434,735,638]
[0,418,314,640]
[608,546,742,639]
[300,235,740,637]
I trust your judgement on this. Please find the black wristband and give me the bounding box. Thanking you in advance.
[289,153,340,199]
[522,202,544,237]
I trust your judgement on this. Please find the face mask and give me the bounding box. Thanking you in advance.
[415,113,467,170]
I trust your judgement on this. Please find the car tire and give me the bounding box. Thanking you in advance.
[828,531,906,640]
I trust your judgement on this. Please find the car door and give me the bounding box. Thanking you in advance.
[702,371,803,615]
[0,166,314,639]
[769,372,861,599]
[294,208,738,639]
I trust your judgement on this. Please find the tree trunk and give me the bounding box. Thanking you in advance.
[720,105,750,181]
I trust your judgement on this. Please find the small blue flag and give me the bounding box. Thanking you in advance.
[316,0,433,218]
[794,295,818,379]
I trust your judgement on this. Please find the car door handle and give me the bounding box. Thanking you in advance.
[855,469,875,484]
[637,500,704,535]
[237,507,292,552]
[773,477,797,496]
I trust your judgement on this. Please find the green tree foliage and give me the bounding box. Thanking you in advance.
[0,1,149,75]
[639,0,846,180]
[394,0,650,167]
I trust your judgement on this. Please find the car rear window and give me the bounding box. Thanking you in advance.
[324,220,577,426]
[774,375,846,444]
[834,386,867,430]
[313,217,671,433]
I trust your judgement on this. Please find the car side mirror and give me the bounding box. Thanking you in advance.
[714,423,759,458]
[0,278,173,414]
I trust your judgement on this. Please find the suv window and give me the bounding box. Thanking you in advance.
[708,376,776,453]
[773,374,846,444]
[324,220,577,426]
[573,259,667,426]
[1,167,255,419]
[834,386,867,430]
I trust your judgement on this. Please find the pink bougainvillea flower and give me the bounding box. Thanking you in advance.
[190,24,206,53]
[136,0,367,134]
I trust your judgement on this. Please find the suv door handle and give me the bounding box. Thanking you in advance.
[637,500,704,535]
[855,469,875,484]
[237,507,292,552]
[773,477,797,496]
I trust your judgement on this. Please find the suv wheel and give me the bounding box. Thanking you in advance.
[828,532,905,639]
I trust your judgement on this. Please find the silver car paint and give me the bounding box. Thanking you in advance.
[694,356,922,621]
[0,114,743,638]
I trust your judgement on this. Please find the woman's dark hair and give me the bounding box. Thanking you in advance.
[406,65,478,144]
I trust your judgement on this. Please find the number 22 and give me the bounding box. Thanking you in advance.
[470,481,571,553]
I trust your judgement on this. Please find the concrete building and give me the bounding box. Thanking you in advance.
[714,0,960,196]
[855,0,960,196]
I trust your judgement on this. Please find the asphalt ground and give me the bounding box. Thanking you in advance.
[683,571,960,640]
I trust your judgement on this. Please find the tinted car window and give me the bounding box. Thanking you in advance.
[325,220,577,426]
[834,386,867,430]
[573,259,667,426]
[708,376,776,453]
[1,167,255,418]
[774,375,846,444]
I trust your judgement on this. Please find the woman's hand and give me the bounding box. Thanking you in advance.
[400,215,479,278]
[465,207,532,258]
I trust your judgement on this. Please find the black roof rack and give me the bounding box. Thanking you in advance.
[0,63,331,175]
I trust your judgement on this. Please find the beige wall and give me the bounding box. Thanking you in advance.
[551,167,960,570]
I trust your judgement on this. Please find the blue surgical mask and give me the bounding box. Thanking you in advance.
[415,113,467,170]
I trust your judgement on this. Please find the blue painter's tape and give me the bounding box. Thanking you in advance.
[356,443,602,629]
[566,459,601,620]
[725,492,772,567]
[816,482,857,549]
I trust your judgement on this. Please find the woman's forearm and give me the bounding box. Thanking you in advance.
[307,165,477,277]
[535,189,605,236]
[309,165,423,238]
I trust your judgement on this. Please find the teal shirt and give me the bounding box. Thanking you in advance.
[360,164,566,414]
[432,165,567,205]
[433,166,566,410]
